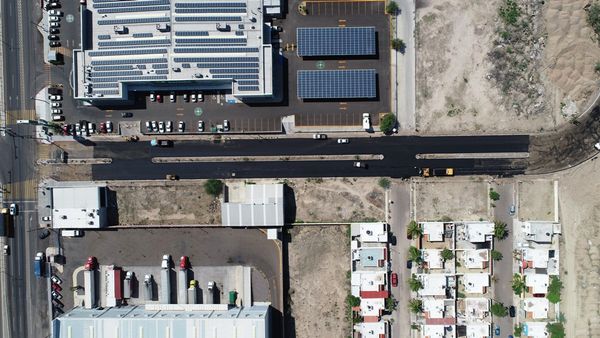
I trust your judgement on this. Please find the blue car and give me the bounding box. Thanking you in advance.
[494,325,500,336]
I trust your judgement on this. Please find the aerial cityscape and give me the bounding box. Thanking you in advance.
[0,0,599,337]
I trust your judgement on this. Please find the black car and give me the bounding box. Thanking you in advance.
[48,35,60,40]
[509,305,515,317]
[406,260,412,269]
[121,112,133,118]
[49,41,61,47]
[50,28,60,34]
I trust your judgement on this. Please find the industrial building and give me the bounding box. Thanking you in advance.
[221,183,284,227]
[52,304,271,338]
[73,0,275,102]
[50,184,109,229]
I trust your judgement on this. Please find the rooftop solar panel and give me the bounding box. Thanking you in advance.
[297,69,376,99]
[297,27,376,57]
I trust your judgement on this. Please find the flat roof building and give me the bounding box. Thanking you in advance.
[523,322,548,338]
[525,274,549,294]
[354,321,389,338]
[466,324,490,338]
[419,275,448,297]
[423,249,444,269]
[74,0,274,102]
[422,222,445,242]
[52,304,271,338]
[462,249,489,269]
[358,222,388,243]
[51,185,109,229]
[423,299,446,319]
[463,222,494,243]
[521,221,560,243]
[462,274,489,294]
[522,298,549,319]
[464,298,489,321]
[221,183,284,227]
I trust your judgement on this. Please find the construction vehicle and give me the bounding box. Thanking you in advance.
[420,168,454,177]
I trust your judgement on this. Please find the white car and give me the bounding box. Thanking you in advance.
[49,95,62,101]
[198,120,204,132]
[169,92,175,103]
[223,120,230,131]
[48,10,62,16]
[52,109,62,114]
[312,133,327,140]
[595,142,600,151]
[161,254,170,269]
[106,121,113,133]
[151,120,158,132]
[51,291,63,300]
[198,92,204,102]
[50,22,59,27]
[51,102,61,108]
[337,138,349,144]
[49,16,60,22]
[191,93,197,102]
[158,121,165,133]
[51,275,63,285]
[9,203,17,216]
[178,121,185,132]
[362,113,371,130]
[87,122,95,133]
[149,93,156,102]
[42,216,52,222]
[145,121,151,132]
[166,121,172,133]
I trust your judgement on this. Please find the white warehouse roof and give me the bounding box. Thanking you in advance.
[51,186,108,229]
[222,184,284,227]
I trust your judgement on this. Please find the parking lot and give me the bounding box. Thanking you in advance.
[36,0,391,135]
[55,228,282,312]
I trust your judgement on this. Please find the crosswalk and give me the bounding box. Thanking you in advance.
[5,109,35,125]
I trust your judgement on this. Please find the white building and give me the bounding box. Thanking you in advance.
[51,185,109,229]
[422,325,455,338]
[466,324,490,338]
[221,184,284,227]
[419,275,448,297]
[359,222,388,243]
[354,321,389,338]
[462,274,489,294]
[521,221,561,244]
[464,298,489,321]
[463,222,494,243]
[423,298,446,319]
[360,298,385,318]
[462,250,489,269]
[423,249,444,269]
[525,274,549,294]
[523,298,549,319]
[523,322,548,338]
[422,222,445,242]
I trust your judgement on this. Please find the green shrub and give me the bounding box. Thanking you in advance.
[499,0,521,25]
[380,113,397,134]
[204,179,224,196]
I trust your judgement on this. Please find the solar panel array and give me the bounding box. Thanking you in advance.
[297,69,376,99]
[297,27,376,57]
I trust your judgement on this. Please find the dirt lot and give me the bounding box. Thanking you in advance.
[414,178,489,221]
[557,158,600,337]
[110,181,220,225]
[517,180,556,221]
[415,0,600,134]
[287,225,350,338]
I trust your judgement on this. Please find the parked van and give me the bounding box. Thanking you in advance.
[61,230,83,237]
[52,115,64,121]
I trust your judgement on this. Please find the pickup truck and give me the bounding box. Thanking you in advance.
[34,252,45,278]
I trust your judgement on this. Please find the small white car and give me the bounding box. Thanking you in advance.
[51,102,61,108]
[51,291,63,300]
[191,93,197,102]
[9,204,17,216]
[49,16,60,22]
[169,92,175,103]
[52,115,64,121]
[42,216,52,222]
[151,121,158,132]
[312,133,327,140]
[48,95,62,101]
[51,275,63,284]
[48,10,62,16]
[178,121,185,132]
[149,93,156,102]
[362,113,371,130]
[106,121,113,133]
[595,142,600,151]
[158,121,165,133]
[87,122,95,133]
[3,245,9,256]
[145,121,151,132]
[337,138,349,144]
[166,121,172,133]
[223,120,230,131]
[198,120,204,132]
[183,93,189,102]
[52,109,62,114]
[198,92,204,102]
[50,22,60,27]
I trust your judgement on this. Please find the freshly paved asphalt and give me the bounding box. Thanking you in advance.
[91,135,530,180]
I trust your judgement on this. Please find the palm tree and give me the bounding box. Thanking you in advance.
[409,299,423,313]
[408,246,422,263]
[512,273,525,295]
[408,274,423,292]
[494,220,508,240]
[407,221,423,239]
[441,248,454,261]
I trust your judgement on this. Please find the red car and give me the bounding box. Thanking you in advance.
[156,94,162,103]
[180,256,189,270]
[52,283,62,292]
[84,256,97,270]
[391,272,398,287]
[99,122,107,133]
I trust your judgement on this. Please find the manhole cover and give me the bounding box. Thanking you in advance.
[66,14,75,23]
[316,61,325,69]
[194,107,203,116]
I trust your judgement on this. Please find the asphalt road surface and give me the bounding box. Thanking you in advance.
[91,135,530,180]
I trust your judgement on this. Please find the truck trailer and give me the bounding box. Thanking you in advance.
[187,280,197,304]
[34,252,45,278]
[160,268,171,304]
[84,269,96,309]
[105,265,123,307]
[177,269,188,304]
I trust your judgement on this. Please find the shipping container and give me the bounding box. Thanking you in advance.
[84,270,96,309]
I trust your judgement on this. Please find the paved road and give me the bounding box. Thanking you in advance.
[89,135,530,180]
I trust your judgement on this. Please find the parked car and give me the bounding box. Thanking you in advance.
[406,260,412,269]
[180,256,189,269]
[84,256,97,270]
[198,120,204,132]
[52,109,62,114]
[48,35,60,40]
[42,216,52,222]
[509,305,516,317]
[50,22,60,28]
[595,142,600,151]
[191,93,197,102]
[51,275,63,285]
[158,121,165,133]
[52,115,64,121]
[183,93,189,102]
[156,94,162,103]
[3,245,9,256]
[106,121,113,133]
[166,120,172,133]
[337,138,349,144]
[161,254,170,269]
[99,122,107,133]
[52,283,62,292]
[169,92,175,103]
[151,120,158,132]
[49,41,60,47]
[509,204,516,215]
[198,92,204,102]
[121,112,133,118]
[391,272,398,287]
[48,10,63,16]
[51,102,61,108]
[223,120,230,132]
[149,93,156,102]
[87,122,95,133]
[50,28,60,34]
[51,291,63,300]
[49,16,60,22]
[178,121,185,132]
[48,95,62,101]
[312,133,327,140]
[494,325,500,336]
[9,203,18,216]
[145,121,151,132]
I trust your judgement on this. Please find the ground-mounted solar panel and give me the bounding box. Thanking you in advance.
[297,69,376,100]
[296,27,376,57]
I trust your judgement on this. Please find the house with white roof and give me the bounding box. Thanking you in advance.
[464,298,489,321]
[463,222,494,243]
[523,322,549,338]
[360,298,385,318]
[462,274,489,294]
[423,298,446,319]
[521,221,560,244]
[422,325,455,338]
[423,249,444,269]
[422,222,445,242]
[354,321,389,338]
[419,275,449,297]
[466,324,490,338]
[522,298,549,319]
[358,223,388,243]
[525,274,549,295]
[351,271,388,299]
[462,250,489,269]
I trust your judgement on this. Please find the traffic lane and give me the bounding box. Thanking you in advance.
[92,135,530,159]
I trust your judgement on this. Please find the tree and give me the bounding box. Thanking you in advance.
[587,3,600,38]
[547,276,563,304]
[408,274,423,292]
[379,113,397,135]
[346,295,361,307]
[385,0,398,15]
[408,299,423,313]
[441,248,454,261]
[490,301,508,317]
[407,221,423,239]
[378,177,391,190]
[494,221,508,240]
[204,179,224,196]
[489,188,500,201]
[491,250,503,261]
[546,322,565,338]
[391,38,406,52]
[385,296,397,311]
[512,273,526,296]
[408,246,422,263]
[514,324,523,337]
[595,61,600,73]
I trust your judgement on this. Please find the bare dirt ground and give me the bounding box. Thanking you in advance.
[517,180,555,221]
[287,225,350,338]
[415,0,600,134]
[283,177,385,223]
[557,158,600,337]
[414,177,489,221]
[110,181,220,225]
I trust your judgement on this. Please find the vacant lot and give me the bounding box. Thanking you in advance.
[111,181,220,225]
[287,225,350,338]
[517,180,556,221]
[414,178,489,221]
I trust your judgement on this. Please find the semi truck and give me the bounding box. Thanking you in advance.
[124,271,133,299]
[177,269,188,304]
[106,265,123,307]
[187,280,197,304]
[160,268,171,304]
[34,252,45,278]
[83,269,96,309]
[420,168,454,177]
